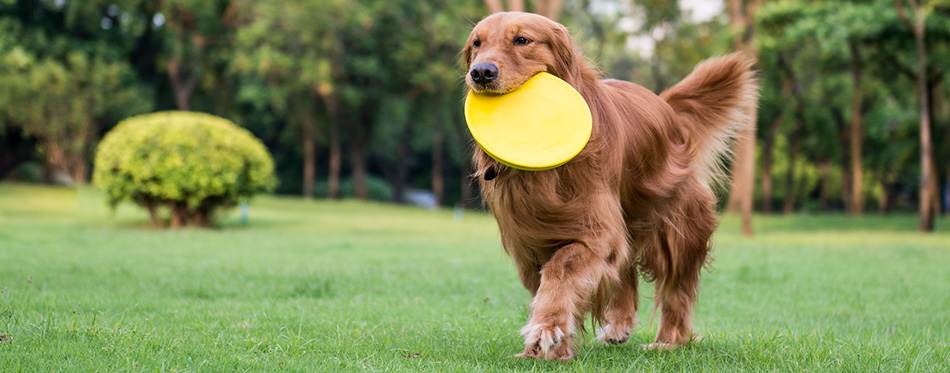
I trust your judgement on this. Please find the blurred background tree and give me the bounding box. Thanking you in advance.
[1,0,948,232]
[93,111,276,228]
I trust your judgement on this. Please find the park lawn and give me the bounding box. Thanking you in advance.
[0,183,948,372]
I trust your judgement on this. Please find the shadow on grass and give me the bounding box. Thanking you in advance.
[96,215,305,232]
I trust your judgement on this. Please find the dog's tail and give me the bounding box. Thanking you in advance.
[660,53,758,185]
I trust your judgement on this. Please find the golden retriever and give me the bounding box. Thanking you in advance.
[462,12,758,360]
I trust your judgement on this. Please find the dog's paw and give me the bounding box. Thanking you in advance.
[515,333,575,361]
[520,323,565,355]
[546,340,575,361]
[513,345,543,359]
[596,323,636,345]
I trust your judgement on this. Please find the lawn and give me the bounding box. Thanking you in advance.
[1,183,948,371]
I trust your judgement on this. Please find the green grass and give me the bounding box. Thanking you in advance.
[1,183,949,371]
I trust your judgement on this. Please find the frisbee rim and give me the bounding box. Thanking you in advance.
[464,72,592,171]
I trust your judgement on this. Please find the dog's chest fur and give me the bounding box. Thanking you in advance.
[475,147,625,258]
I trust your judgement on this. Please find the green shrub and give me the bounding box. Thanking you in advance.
[93,111,277,227]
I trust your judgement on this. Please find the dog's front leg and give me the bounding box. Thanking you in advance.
[518,242,604,361]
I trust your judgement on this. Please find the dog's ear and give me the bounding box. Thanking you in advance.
[548,24,584,86]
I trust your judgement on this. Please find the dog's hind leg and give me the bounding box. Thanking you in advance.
[647,195,715,349]
[597,265,639,345]
[647,270,699,349]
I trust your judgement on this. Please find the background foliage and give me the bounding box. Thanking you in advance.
[1,0,948,223]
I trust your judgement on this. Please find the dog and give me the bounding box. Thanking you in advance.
[462,12,758,360]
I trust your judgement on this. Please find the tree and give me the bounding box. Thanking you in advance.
[894,0,938,231]
[727,0,762,236]
[159,0,238,111]
[758,52,794,213]
[231,0,350,199]
[0,3,152,184]
[754,0,940,216]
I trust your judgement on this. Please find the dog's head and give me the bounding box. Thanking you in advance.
[462,12,584,94]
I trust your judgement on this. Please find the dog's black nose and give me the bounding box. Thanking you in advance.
[470,63,498,85]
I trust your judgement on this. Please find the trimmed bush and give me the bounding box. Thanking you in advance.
[93,111,277,227]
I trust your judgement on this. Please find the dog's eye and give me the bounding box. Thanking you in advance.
[513,36,532,46]
[473,39,481,48]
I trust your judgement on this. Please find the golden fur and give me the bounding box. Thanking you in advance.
[462,12,758,360]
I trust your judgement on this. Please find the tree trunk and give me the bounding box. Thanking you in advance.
[432,124,444,206]
[912,9,935,231]
[895,0,936,231]
[928,78,945,216]
[763,57,794,214]
[784,81,806,214]
[879,179,892,214]
[67,119,91,185]
[70,159,88,186]
[42,160,53,184]
[167,59,199,111]
[484,0,503,13]
[734,119,756,236]
[324,96,342,200]
[43,139,68,185]
[761,119,776,213]
[650,53,668,92]
[172,80,193,111]
[393,113,415,204]
[142,198,165,228]
[928,161,940,217]
[841,147,853,212]
[830,106,853,212]
[849,42,865,215]
[192,207,210,228]
[818,159,832,211]
[784,119,801,215]
[328,124,341,200]
[939,82,949,217]
[836,111,853,213]
[394,141,410,204]
[761,82,792,214]
[169,201,188,228]
[945,165,949,216]
[483,0,564,19]
[729,0,745,49]
[300,110,317,199]
[351,129,368,200]
[726,0,759,236]
[536,0,564,20]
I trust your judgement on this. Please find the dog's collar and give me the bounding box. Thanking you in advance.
[484,165,498,181]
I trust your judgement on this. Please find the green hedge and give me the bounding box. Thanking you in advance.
[93,111,276,227]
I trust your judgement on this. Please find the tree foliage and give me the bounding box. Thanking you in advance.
[93,111,276,227]
[1,0,948,229]
[0,3,151,183]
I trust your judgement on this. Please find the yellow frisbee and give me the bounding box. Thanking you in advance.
[465,72,592,171]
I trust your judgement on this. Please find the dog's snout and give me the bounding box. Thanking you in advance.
[470,63,498,85]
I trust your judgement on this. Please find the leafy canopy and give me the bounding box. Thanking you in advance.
[93,111,277,225]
